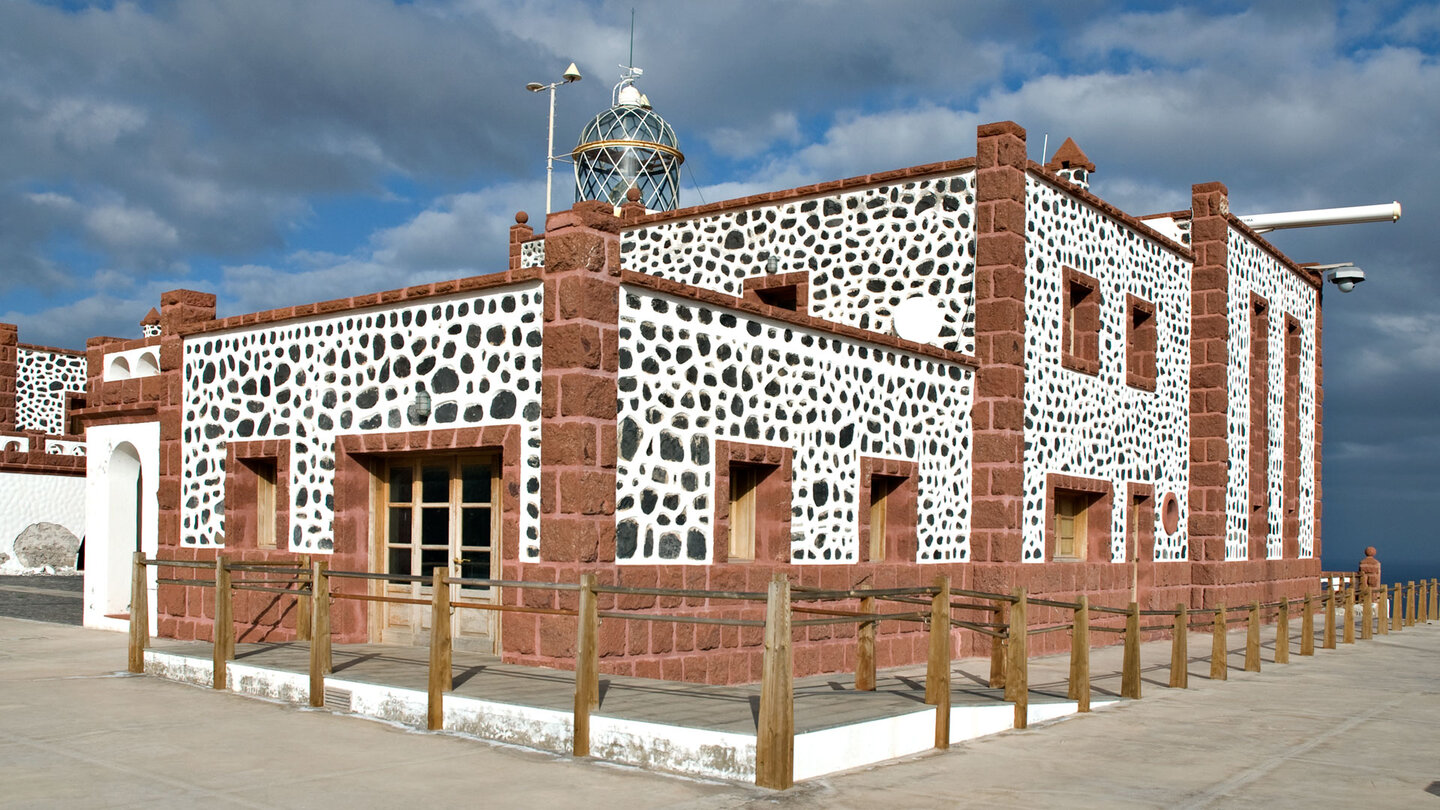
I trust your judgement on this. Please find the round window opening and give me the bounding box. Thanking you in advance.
[1161,493,1181,536]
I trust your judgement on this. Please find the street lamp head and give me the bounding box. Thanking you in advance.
[563,62,582,83]
[525,82,545,92]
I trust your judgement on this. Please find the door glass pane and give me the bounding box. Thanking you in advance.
[461,464,492,503]
[459,550,491,584]
[388,507,412,545]
[462,507,492,549]
[421,507,449,545]
[421,465,449,503]
[387,546,410,576]
[388,466,413,501]
[420,547,448,579]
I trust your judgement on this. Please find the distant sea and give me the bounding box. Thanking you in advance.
[1330,559,1440,586]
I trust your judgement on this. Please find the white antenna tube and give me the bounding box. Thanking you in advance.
[1238,202,1401,233]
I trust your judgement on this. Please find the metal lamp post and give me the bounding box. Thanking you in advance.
[526,62,582,214]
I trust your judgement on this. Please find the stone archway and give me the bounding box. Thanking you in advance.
[105,442,142,616]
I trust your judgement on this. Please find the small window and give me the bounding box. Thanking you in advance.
[1062,268,1100,375]
[868,474,904,561]
[754,285,799,311]
[249,458,278,549]
[1126,296,1157,390]
[1055,493,1088,560]
[729,463,764,561]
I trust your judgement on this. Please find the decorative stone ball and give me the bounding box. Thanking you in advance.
[1365,546,1377,557]
[515,211,529,224]
[626,186,641,203]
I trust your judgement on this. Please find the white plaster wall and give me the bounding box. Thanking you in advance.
[1224,229,1319,560]
[84,421,160,634]
[1021,176,1194,563]
[0,471,85,573]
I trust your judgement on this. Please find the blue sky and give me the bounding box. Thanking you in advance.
[2,0,1437,573]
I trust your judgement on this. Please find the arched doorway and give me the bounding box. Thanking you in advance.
[105,443,142,617]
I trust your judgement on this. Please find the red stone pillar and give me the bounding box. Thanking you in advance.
[1188,183,1231,568]
[0,323,17,431]
[538,201,621,564]
[509,212,535,272]
[971,122,1029,565]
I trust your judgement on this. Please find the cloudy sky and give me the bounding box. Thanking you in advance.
[2,0,1436,573]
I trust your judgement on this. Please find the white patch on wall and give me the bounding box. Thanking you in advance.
[1021,177,1193,563]
[179,284,544,557]
[519,239,545,268]
[0,471,85,573]
[1225,230,1318,560]
[623,173,979,354]
[15,348,86,435]
[615,286,973,564]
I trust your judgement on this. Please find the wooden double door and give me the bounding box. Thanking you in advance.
[376,454,500,652]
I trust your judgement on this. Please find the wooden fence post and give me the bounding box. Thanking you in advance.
[1005,588,1028,729]
[1323,589,1337,649]
[573,573,599,757]
[213,555,233,690]
[1069,595,1090,712]
[1430,579,1438,622]
[1388,579,1399,631]
[1275,599,1290,664]
[1419,580,1427,623]
[756,573,794,791]
[1361,585,1373,640]
[1169,603,1188,689]
[1406,581,1416,627]
[1121,601,1141,699]
[1244,601,1261,672]
[1378,584,1390,636]
[1210,604,1228,680]
[427,568,452,732]
[856,595,876,692]
[1426,579,1435,623]
[1343,587,1355,645]
[308,560,330,708]
[128,552,149,674]
[927,576,951,749]
[989,600,1007,689]
[1300,594,1315,656]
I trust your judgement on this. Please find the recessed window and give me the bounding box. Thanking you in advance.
[728,462,767,561]
[246,458,278,550]
[1055,492,1088,560]
[867,474,907,561]
[1126,296,1157,390]
[384,455,498,584]
[1062,268,1100,375]
[754,285,799,311]
[1048,478,1111,563]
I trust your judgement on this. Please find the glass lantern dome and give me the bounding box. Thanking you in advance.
[572,71,683,212]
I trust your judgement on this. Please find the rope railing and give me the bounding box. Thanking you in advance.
[125,552,1436,792]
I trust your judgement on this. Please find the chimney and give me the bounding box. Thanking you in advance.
[1045,137,1096,191]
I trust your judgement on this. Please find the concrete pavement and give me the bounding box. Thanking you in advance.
[2,615,1438,808]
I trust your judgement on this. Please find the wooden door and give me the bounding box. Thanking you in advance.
[377,454,500,652]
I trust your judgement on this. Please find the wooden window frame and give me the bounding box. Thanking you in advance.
[1126,294,1157,391]
[1061,267,1101,375]
[857,456,918,562]
[712,441,792,564]
[224,440,290,552]
[1045,473,1112,563]
[378,452,502,587]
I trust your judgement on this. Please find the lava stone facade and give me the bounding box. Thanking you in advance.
[81,121,1326,683]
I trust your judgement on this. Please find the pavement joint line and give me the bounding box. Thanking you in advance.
[1172,696,1404,809]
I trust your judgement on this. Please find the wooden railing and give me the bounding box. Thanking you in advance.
[126,554,1439,791]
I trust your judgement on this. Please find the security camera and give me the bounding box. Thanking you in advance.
[1328,267,1365,293]
[1311,262,1365,293]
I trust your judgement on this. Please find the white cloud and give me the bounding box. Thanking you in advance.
[84,203,179,251]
